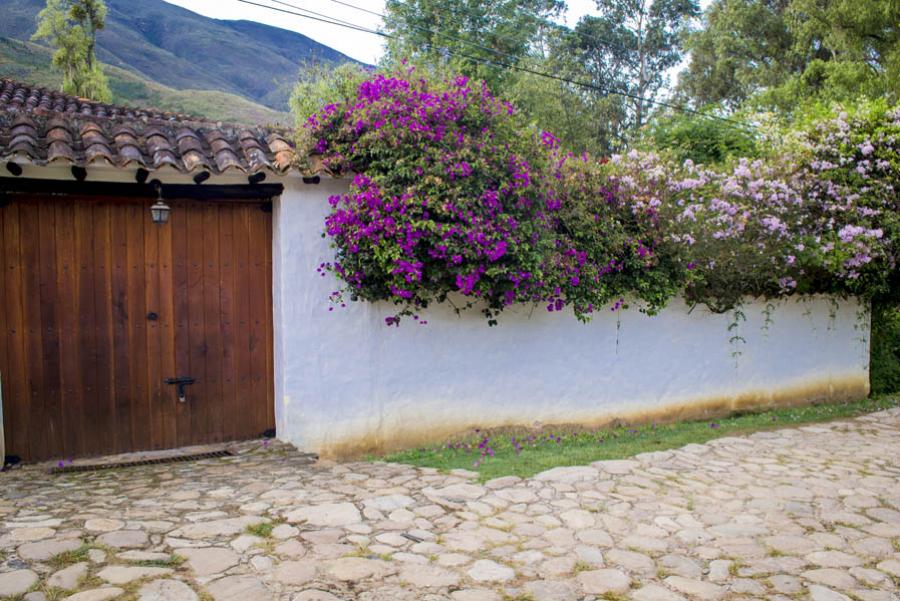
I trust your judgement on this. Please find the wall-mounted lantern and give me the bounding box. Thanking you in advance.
[150,183,170,224]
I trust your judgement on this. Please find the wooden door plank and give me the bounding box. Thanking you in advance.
[37,201,63,459]
[55,201,82,458]
[74,202,100,456]
[172,202,193,447]
[125,204,149,451]
[201,204,224,443]
[263,206,275,430]
[4,202,36,460]
[218,205,238,442]
[247,204,269,438]
[92,202,116,456]
[143,207,164,449]
[0,204,14,457]
[110,201,133,454]
[157,202,178,450]
[232,204,253,443]
[17,200,46,461]
[185,202,209,444]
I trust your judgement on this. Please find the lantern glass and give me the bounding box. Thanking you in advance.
[150,200,171,224]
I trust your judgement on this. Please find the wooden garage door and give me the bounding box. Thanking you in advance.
[0,194,274,462]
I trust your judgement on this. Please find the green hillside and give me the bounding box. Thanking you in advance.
[0,37,292,125]
[0,0,360,112]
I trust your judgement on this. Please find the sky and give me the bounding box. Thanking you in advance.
[164,0,707,65]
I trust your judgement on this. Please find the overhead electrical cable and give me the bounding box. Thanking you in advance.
[300,0,749,130]
[320,0,636,60]
[234,0,752,130]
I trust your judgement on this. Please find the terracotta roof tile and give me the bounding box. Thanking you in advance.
[0,78,301,176]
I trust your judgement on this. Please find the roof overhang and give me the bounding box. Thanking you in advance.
[0,176,285,201]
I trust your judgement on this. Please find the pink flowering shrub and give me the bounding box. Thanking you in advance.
[610,101,898,311]
[305,71,682,324]
[304,71,898,323]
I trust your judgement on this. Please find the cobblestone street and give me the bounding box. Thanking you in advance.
[1,408,899,601]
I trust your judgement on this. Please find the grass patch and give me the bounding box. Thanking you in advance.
[245,522,274,538]
[130,554,185,568]
[377,395,898,481]
[22,582,69,601]
[573,560,593,574]
[46,543,90,569]
[502,594,535,601]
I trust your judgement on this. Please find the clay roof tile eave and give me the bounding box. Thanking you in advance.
[0,77,308,177]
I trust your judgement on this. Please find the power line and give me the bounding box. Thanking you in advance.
[234,0,751,130]
[338,0,553,63]
[234,0,375,33]
[315,0,680,120]
[302,0,747,130]
[325,0,636,60]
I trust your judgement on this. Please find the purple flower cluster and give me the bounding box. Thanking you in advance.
[609,102,898,309]
[307,70,679,324]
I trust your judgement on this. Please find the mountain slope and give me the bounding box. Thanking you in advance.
[0,0,359,111]
[0,37,292,125]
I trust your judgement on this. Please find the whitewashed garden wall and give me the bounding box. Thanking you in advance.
[272,179,871,458]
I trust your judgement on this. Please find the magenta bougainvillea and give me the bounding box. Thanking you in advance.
[304,71,898,325]
[306,71,682,324]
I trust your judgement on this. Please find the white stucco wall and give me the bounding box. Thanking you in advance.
[273,179,871,458]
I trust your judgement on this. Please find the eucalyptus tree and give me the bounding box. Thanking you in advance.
[33,0,111,102]
[567,0,699,129]
[382,0,564,88]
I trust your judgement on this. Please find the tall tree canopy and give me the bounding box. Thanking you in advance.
[33,0,111,102]
[381,0,697,154]
[382,0,564,88]
[679,0,900,110]
[568,0,699,128]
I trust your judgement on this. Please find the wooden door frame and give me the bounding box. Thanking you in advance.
[0,180,280,461]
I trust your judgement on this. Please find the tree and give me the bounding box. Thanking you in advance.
[639,109,758,165]
[33,0,111,102]
[290,62,371,126]
[679,0,900,111]
[510,51,630,156]
[787,0,900,99]
[382,0,564,89]
[678,0,798,109]
[568,0,699,130]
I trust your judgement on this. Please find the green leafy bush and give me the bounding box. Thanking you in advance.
[871,304,900,394]
[641,109,759,165]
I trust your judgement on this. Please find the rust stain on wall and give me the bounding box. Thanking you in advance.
[317,374,869,460]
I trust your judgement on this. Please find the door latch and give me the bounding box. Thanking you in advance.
[165,377,195,403]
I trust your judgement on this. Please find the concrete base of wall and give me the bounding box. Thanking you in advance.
[315,372,868,459]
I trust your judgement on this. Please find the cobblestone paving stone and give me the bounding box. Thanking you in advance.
[1,408,899,600]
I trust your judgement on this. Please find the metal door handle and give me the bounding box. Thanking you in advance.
[165,377,195,403]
